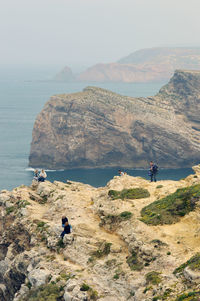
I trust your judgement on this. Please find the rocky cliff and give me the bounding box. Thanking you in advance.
[75,47,200,83]
[2,167,200,300]
[29,70,200,170]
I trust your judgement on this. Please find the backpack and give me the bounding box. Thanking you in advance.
[153,164,158,173]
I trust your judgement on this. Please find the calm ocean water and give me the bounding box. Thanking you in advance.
[0,67,194,190]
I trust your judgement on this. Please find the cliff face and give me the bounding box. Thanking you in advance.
[77,47,200,83]
[1,168,200,300]
[29,70,200,170]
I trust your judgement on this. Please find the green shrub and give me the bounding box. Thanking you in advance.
[156,185,163,189]
[6,206,15,215]
[126,250,143,271]
[16,200,30,208]
[173,253,200,275]
[119,211,132,220]
[108,188,150,200]
[56,239,65,249]
[92,242,112,258]
[175,291,200,301]
[113,273,120,280]
[20,283,64,301]
[145,271,162,285]
[88,288,98,300]
[80,283,90,291]
[140,184,200,225]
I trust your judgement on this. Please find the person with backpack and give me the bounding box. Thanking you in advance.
[149,161,158,182]
[62,216,68,228]
[60,221,71,239]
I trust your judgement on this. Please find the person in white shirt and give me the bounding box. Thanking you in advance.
[38,169,47,182]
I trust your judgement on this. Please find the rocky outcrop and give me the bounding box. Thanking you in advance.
[54,66,75,82]
[29,70,200,169]
[1,167,200,300]
[76,47,200,83]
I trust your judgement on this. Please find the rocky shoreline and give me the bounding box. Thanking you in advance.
[1,165,200,300]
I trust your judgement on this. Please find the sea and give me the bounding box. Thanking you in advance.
[0,66,194,191]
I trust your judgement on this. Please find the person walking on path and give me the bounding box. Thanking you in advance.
[149,161,158,182]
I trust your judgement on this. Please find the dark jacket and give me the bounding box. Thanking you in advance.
[64,224,71,234]
[62,217,68,225]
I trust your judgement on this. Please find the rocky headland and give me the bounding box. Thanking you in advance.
[56,47,200,83]
[1,166,200,300]
[29,70,200,170]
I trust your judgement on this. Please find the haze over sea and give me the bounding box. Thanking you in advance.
[0,66,194,191]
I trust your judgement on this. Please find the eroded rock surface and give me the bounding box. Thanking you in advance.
[1,166,200,300]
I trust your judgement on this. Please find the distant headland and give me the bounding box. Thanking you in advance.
[54,47,200,83]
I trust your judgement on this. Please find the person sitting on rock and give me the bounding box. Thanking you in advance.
[62,216,68,228]
[118,169,125,176]
[33,169,39,181]
[38,169,47,182]
[61,221,71,239]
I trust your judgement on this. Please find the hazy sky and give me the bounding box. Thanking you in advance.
[1,0,200,69]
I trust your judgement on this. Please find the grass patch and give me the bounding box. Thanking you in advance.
[19,283,64,301]
[119,211,132,220]
[39,195,48,204]
[56,239,65,249]
[6,206,15,215]
[126,250,143,271]
[156,185,163,189]
[16,200,31,208]
[140,184,200,225]
[173,253,200,275]
[105,259,117,267]
[151,239,167,247]
[145,271,162,285]
[80,283,90,291]
[92,242,112,258]
[108,188,150,200]
[175,291,200,301]
[100,212,133,230]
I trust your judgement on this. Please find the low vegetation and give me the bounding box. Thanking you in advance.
[140,184,200,225]
[92,242,112,258]
[99,211,133,230]
[126,250,143,271]
[20,283,64,301]
[80,283,98,300]
[145,271,162,285]
[173,253,200,275]
[175,291,200,301]
[108,187,150,200]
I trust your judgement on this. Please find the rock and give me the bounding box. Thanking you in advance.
[184,266,200,283]
[66,279,77,292]
[64,291,72,301]
[29,70,200,169]
[54,66,75,82]
[0,193,10,204]
[28,268,51,287]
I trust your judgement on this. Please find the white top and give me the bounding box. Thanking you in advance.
[40,171,47,178]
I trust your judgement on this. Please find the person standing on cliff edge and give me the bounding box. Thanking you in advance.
[149,161,158,182]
